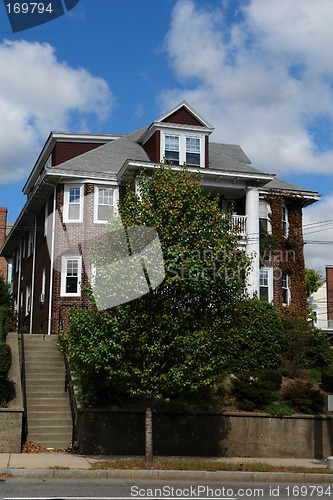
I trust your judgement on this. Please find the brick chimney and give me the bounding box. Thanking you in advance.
[0,207,8,281]
[326,266,333,328]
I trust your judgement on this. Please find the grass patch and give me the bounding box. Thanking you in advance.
[89,458,331,474]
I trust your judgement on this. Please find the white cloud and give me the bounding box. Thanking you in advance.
[162,0,333,175]
[0,39,114,184]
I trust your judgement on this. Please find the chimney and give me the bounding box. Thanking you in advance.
[326,266,333,328]
[0,207,8,281]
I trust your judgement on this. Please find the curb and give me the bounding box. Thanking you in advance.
[1,468,333,483]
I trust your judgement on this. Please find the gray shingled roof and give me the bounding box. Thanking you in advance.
[49,128,149,176]
[263,176,320,196]
[46,126,320,199]
[208,142,270,175]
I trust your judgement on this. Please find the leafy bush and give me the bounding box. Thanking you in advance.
[266,403,294,417]
[321,369,333,393]
[282,382,325,414]
[0,341,12,405]
[231,369,282,411]
[282,318,333,375]
[0,305,16,341]
[220,299,284,373]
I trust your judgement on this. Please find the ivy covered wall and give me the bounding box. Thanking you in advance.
[263,193,307,319]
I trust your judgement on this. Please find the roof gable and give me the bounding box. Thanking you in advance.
[156,100,214,129]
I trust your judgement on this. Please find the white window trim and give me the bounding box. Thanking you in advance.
[161,131,205,167]
[25,284,31,316]
[282,272,290,305]
[44,200,49,237]
[93,185,119,223]
[63,184,84,223]
[60,255,82,297]
[259,267,273,302]
[259,199,272,234]
[282,203,289,237]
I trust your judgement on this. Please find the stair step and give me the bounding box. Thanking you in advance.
[24,334,73,449]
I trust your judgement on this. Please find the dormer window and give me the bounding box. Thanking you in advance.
[186,137,200,166]
[162,132,204,167]
[165,135,179,165]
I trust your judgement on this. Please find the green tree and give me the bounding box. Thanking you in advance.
[305,268,323,297]
[60,165,251,465]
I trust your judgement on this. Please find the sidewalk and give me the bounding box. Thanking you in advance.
[0,453,328,470]
[0,453,331,482]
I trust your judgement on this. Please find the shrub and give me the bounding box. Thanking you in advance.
[266,403,294,417]
[0,341,12,405]
[282,382,325,414]
[321,369,333,393]
[221,299,284,373]
[231,369,282,411]
[282,318,333,375]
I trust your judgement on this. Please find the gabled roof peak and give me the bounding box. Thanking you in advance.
[155,100,214,129]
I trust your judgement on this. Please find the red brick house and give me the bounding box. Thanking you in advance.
[0,101,320,334]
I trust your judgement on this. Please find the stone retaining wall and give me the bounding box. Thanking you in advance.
[0,333,23,453]
[77,408,333,459]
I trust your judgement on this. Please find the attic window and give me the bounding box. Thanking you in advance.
[186,137,200,166]
[165,135,179,164]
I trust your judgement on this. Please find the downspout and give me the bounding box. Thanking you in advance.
[29,216,37,334]
[47,186,56,336]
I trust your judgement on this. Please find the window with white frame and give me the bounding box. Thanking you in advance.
[282,204,288,237]
[259,200,271,234]
[162,133,204,167]
[25,284,31,316]
[61,255,82,297]
[64,185,83,222]
[282,271,290,304]
[260,267,273,302]
[164,135,179,164]
[44,200,49,237]
[186,137,200,166]
[41,268,46,304]
[94,186,116,223]
[28,228,34,256]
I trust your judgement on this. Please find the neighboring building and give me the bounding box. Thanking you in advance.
[0,101,320,334]
[309,266,333,336]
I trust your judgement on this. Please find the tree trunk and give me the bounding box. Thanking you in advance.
[145,390,153,468]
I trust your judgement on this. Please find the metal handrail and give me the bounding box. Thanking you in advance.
[58,304,77,446]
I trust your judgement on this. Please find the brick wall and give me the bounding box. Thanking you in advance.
[0,207,8,281]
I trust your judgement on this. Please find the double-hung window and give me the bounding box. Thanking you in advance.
[25,284,31,316]
[186,137,200,166]
[61,255,82,297]
[282,272,290,305]
[64,185,83,222]
[163,133,203,167]
[282,204,288,237]
[164,135,179,164]
[260,268,272,302]
[259,200,271,234]
[94,186,116,223]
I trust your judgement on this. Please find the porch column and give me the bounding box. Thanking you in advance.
[245,187,260,297]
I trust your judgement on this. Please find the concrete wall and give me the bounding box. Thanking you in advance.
[0,332,23,453]
[77,408,333,459]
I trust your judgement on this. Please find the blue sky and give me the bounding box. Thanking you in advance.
[1,0,333,273]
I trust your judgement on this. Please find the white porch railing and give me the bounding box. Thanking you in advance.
[232,215,247,239]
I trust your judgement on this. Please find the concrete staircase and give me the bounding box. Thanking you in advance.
[24,334,73,450]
